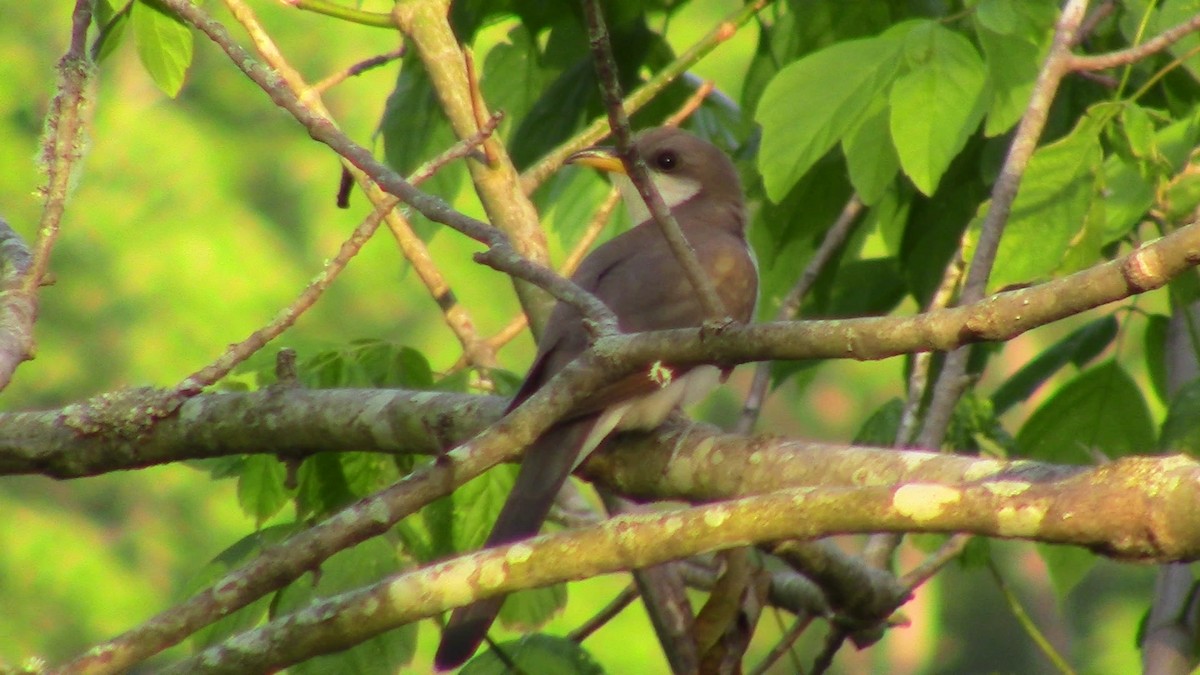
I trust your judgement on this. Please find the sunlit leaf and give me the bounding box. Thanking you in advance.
[131,0,193,97]
[889,22,989,194]
[462,634,605,675]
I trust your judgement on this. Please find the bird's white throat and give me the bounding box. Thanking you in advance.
[612,173,701,225]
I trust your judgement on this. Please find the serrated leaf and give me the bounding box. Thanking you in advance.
[131,0,193,97]
[1037,543,1096,600]
[889,22,989,195]
[985,112,1104,290]
[1015,360,1154,462]
[991,316,1119,415]
[462,634,605,675]
[423,464,519,559]
[295,453,357,520]
[183,524,301,649]
[756,25,911,201]
[1159,378,1200,453]
[237,455,291,525]
[842,95,899,205]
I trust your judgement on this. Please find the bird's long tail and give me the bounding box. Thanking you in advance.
[434,417,595,670]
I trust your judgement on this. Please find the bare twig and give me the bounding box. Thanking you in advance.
[309,47,405,96]
[1071,11,1200,71]
[581,0,727,320]
[567,584,640,643]
[747,613,814,675]
[167,0,615,344]
[176,204,388,394]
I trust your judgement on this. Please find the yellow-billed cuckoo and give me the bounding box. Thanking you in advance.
[435,127,758,669]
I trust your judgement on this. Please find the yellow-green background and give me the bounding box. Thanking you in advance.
[0,1,1155,673]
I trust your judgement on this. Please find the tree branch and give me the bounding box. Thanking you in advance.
[165,453,1200,673]
[1071,11,1200,71]
[581,0,727,320]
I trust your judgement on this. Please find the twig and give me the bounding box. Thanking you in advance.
[392,1,557,335]
[736,194,864,434]
[309,47,405,96]
[471,81,715,365]
[747,613,814,675]
[914,0,1090,452]
[281,0,394,28]
[1071,11,1200,71]
[167,0,616,341]
[581,0,727,320]
[663,80,715,127]
[519,0,769,195]
[567,584,640,643]
[175,204,389,394]
[986,558,1077,674]
[205,1,495,384]
[898,534,972,590]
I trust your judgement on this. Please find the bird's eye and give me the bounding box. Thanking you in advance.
[654,150,678,172]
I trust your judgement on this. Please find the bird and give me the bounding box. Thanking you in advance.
[434,126,758,670]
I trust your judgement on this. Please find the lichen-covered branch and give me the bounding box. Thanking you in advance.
[165,453,1200,673]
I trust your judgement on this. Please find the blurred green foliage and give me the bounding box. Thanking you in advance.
[4,0,1198,673]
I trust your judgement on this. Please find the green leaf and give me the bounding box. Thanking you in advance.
[510,59,595,170]
[1037,543,1096,600]
[983,111,1104,290]
[1121,103,1158,160]
[480,25,544,137]
[1144,313,1170,405]
[423,464,519,559]
[991,316,1119,415]
[1164,173,1200,223]
[92,1,132,63]
[889,22,989,194]
[1015,360,1155,462]
[131,0,193,97]
[183,524,301,649]
[1158,0,1200,82]
[462,634,605,675]
[852,398,904,446]
[295,453,357,520]
[841,95,899,205]
[276,537,415,674]
[1102,110,1200,244]
[1159,378,1200,453]
[237,455,291,525]
[819,258,906,318]
[380,56,447,169]
[498,584,568,632]
[756,25,911,201]
[974,0,1056,136]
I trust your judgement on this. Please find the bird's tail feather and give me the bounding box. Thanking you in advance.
[434,417,595,670]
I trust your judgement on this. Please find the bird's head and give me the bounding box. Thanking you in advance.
[566,127,742,225]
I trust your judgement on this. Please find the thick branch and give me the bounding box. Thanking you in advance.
[167,453,1200,673]
[6,218,1200,477]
